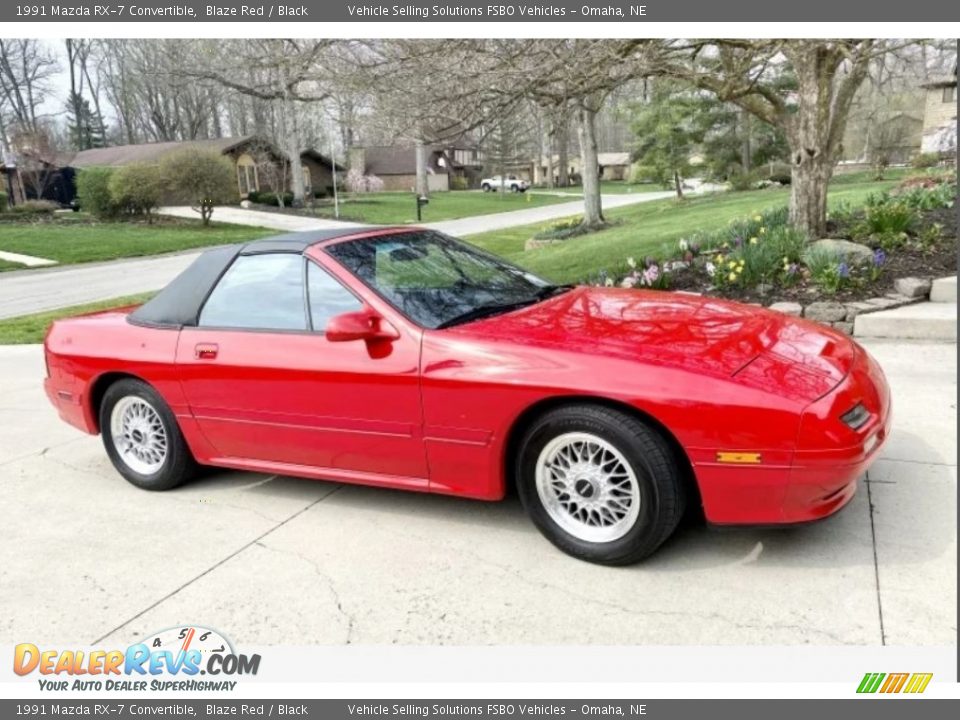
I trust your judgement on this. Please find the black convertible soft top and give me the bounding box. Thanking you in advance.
[128,227,380,329]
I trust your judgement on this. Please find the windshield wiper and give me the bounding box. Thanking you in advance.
[533,283,575,299]
[436,299,540,329]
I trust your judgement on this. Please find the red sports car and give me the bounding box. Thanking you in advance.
[44,227,891,564]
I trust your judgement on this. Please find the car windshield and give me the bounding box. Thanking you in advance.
[325,231,570,329]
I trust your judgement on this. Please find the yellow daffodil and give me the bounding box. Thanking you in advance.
[759,227,766,234]
[753,215,763,222]
[727,260,737,269]
[722,242,730,249]
[749,237,758,245]
[728,272,737,282]
[715,254,723,263]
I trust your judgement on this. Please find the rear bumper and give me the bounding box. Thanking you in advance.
[700,343,891,525]
[44,377,97,434]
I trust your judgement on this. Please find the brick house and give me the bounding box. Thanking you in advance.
[920,66,957,158]
[4,135,340,207]
[347,145,483,191]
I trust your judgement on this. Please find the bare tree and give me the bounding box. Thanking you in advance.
[659,39,915,237]
[0,39,59,135]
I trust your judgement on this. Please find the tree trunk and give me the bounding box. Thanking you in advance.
[577,103,603,228]
[739,108,751,171]
[557,108,570,187]
[789,149,832,238]
[673,170,684,200]
[415,138,429,198]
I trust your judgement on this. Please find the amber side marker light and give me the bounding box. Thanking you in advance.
[716,452,762,464]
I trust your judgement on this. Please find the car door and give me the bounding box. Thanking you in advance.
[175,250,428,484]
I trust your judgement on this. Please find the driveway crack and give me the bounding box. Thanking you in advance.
[865,470,887,645]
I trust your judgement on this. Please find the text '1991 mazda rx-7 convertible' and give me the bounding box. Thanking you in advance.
[44,227,891,564]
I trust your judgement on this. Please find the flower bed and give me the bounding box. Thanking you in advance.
[585,171,957,332]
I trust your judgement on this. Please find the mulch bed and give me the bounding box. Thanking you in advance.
[667,206,958,306]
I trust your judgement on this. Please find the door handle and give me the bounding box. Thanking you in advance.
[195,343,219,360]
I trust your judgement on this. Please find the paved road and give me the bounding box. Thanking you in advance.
[0,189,709,319]
[0,339,954,648]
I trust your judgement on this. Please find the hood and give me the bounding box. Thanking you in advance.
[451,287,854,403]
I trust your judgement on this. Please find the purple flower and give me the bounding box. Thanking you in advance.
[838,262,850,279]
[734,236,743,247]
[786,263,798,275]
[873,248,886,267]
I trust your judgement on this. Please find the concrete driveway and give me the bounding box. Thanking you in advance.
[0,338,953,647]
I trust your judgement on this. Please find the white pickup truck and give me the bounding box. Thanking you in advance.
[480,175,529,193]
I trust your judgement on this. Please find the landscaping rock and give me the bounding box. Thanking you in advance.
[240,199,253,209]
[804,301,847,323]
[893,277,932,298]
[832,322,854,335]
[865,296,900,310]
[768,301,802,317]
[844,301,876,320]
[756,283,773,297]
[804,239,874,263]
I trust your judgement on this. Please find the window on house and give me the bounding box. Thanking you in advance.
[236,157,258,196]
[944,86,956,103]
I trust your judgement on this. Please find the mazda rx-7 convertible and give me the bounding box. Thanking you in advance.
[44,227,891,564]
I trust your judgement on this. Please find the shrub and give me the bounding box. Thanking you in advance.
[893,182,956,211]
[912,152,942,169]
[160,150,236,225]
[0,191,7,213]
[8,199,58,217]
[628,164,660,185]
[250,190,294,207]
[108,163,164,221]
[449,175,469,191]
[860,202,917,236]
[76,167,120,219]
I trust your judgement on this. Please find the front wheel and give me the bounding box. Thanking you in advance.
[516,405,685,565]
[100,378,197,491]
[481,183,492,192]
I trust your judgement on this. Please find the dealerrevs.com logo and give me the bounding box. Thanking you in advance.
[14,626,260,692]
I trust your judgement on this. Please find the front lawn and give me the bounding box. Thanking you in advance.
[465,179,900,282]
[268,190,572,225]
[0,292,155,345]
[0,216,274,269]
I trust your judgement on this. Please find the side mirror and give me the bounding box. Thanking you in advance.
[325,310,400,343]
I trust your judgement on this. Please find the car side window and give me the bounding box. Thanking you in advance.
[199,253,307,331]
[307,261,363,332]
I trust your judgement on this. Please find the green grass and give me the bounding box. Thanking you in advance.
[0,217,273,269]
[464,179,899,283]
[0,293,156,345]
[0,259,22,271]
[301,190,571,224]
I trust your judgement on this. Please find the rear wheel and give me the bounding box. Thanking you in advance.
[516,405,685,565]
[481,183,492,192]
[99,378,196,491]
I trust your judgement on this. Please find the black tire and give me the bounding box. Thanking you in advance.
[99,378,197,491]
[515,405,685,565]
[481,183,492,192]
[510,184,520,193]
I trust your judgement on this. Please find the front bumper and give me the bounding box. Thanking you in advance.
[700,343,891,525]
